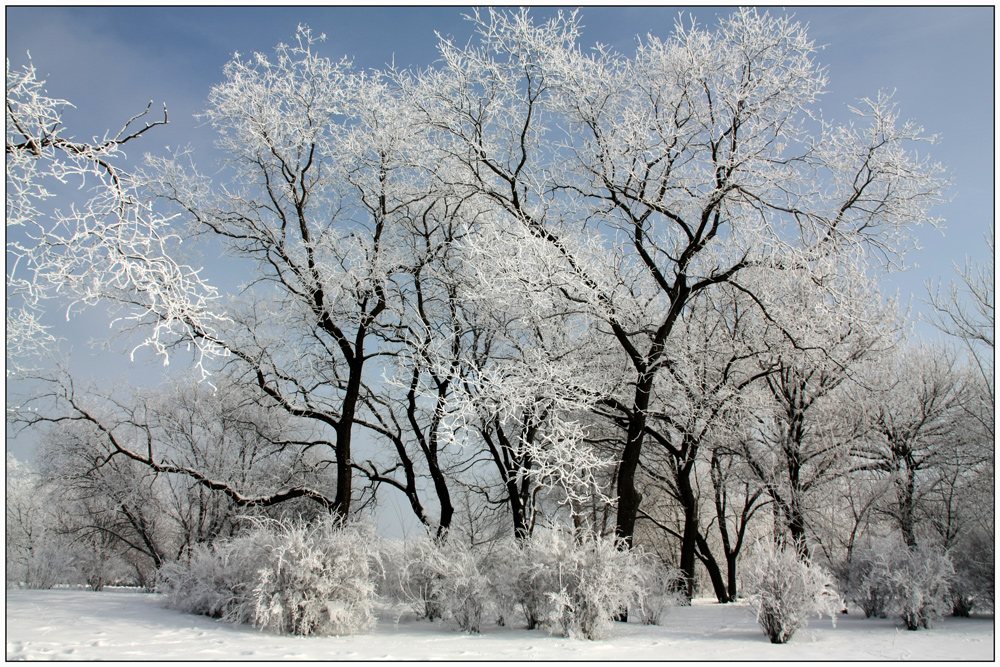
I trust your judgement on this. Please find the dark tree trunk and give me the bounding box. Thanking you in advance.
[726,552,739,601]
[334,356,366,519]
[677,467,700,600]
[615,372,653,547]
[695,531,731,603]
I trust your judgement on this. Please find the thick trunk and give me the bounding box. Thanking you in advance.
[430,466,454,538]
[726,552,739,600]
[335,359,365,519]
[615,373,653,547]
[507,481,529,541]
[678,471,700,600]
[898,464,918,548]
[333,421,353,519]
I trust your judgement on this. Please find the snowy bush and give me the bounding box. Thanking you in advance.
[743,540,842,644]
[373,538,407,601]
[848,541,898,619]
[886,543,954,630]
[518,528,651,640]
[398,538,447,621]
[159,517,379,636]
[251,518,379,636]
[398,535,493,633]
[950,529,994,616]
[158,532,271,625]
[631,559,686,626]
[478,538,524,628]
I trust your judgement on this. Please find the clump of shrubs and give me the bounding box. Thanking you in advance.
[517,529,650,640]
[393,527,678,640]
[632,559,686,626]
[159,519,676,640]
[742,540,842,644]
[159,516,378,636]
[398,535,492,633]
[839,537,956,630]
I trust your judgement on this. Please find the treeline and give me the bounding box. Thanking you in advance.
[6,7,993,627]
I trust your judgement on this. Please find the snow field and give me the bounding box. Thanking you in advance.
[6,588,994,661]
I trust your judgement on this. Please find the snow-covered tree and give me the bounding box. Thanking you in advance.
[852,344,976,547]
[740,255,896,558]
[141,26,451,518]
[5,454,74,588]
[926,228,994,435]
[38,420,167,587]
[411,8,946,551]
[631,285,773,602]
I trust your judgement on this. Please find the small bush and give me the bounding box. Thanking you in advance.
[848,540,899,619]
[518,529,652,640]
[397,538,447,622]
[950,529,994,616]
[631,560,686,625]
[397,535,495,632]
[158,536,259,623]
[478,538,523,628]
[251,518,378,636]
[887,543,953,631]
[743,540,842,644]
[159,517,378,636]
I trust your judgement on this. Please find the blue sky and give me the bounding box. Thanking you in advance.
[6,5,994,380]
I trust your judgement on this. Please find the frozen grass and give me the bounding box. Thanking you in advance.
[5,588,994,661]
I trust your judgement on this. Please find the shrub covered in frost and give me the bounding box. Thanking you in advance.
[886,543,954,631]
[159,517,378,636]
[478,538,524,628]
[631,559,686,625]
[743,540,842,644]
[373,538,407,601]
[517,528,652,640]
[251,518,379,636]
[400,535,493,633]
[397,538,447,621]
[398,535,499,631]
[950,529,994,616]
[847,539,899,619]
[158,535,261,624]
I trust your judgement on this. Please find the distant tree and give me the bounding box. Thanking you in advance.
[5,454,74,588]
[14,372,328,547]
[853,344,983,547]
[39,421,166,589]
[741,259,894,558]
[926,230,994,417]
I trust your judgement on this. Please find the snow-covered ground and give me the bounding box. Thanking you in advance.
[6,588,994,661]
